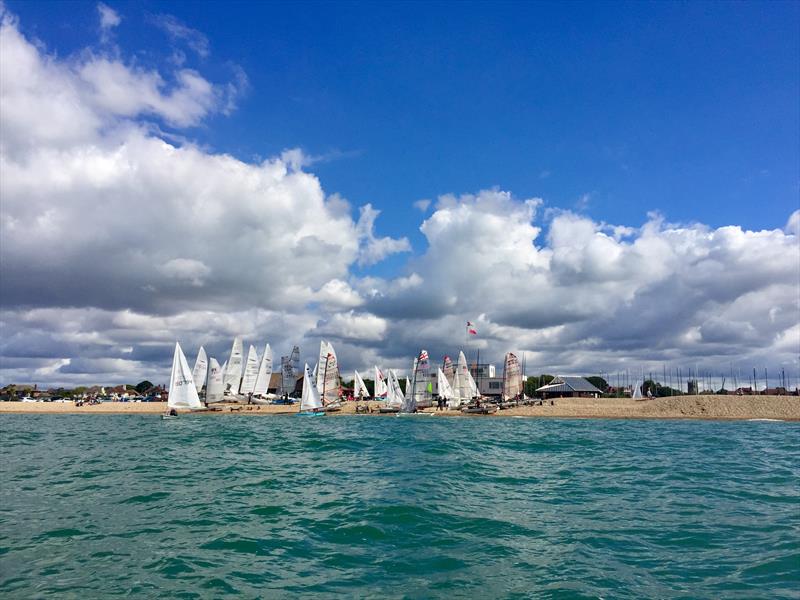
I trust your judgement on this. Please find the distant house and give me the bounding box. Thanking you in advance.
[535,376,603,399]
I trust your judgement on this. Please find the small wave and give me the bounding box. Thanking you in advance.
[119,491,170,504]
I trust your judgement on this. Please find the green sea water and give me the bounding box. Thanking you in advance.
[0,415,798,598]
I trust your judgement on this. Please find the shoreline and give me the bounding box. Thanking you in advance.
[1,395,798,421]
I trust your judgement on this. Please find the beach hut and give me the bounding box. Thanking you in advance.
[535,376,603,399]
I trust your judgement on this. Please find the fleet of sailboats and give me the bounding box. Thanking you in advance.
[166,335,539,417]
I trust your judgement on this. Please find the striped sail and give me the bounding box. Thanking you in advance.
[317,340,340,405]
[502,352,522,401]
[412,350,432,408]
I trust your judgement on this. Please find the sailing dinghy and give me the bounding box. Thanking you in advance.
[501,352,523,408]
[437,367,455,408]
[239,345,260,396]
[354,370,368,400]
[192,346,208,393]
[297,363,324,416]
[205,358,225,406]
[373,366,388,401]
[223,337,244,398]
[163,342,204,418]
[317,341,342,411]
[251,344,274,404]
[379,369,405,413]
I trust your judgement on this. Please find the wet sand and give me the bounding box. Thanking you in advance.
[1,395,798,420]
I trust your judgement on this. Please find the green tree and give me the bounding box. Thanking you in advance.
[135,380,154,394]
[586,376,608,393]
[363,378,375,396]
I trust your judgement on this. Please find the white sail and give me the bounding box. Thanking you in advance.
[316,340,340,405]
[453,351,479,400]
[223,336,244,394]
[632,380,643,399]
[253,343,273,396]
[502,352,522,401]
[354,370,368,399]
[240,344,260,394]
[374,366,387,399]
[442,355,455,385]
[300,363,323,411]
[453,351,471,402]
[400,370,416,413]
[467,368,479,399]
[205,357,225,404]
[192,346,208,391]
[437,367,454,405]
[168,342,202,410]
[385,369,405,409]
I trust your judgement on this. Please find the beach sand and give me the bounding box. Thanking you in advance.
[1,395,798,420]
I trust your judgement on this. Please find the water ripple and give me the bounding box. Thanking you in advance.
[0,415,798,598]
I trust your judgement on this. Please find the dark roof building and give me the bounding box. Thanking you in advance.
[536,376,603,398]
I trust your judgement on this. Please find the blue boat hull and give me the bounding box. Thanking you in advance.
[296,411,325,417]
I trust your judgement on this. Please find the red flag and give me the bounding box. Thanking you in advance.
[468,328,477,335]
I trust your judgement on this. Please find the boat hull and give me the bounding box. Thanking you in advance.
[296,411,325,417]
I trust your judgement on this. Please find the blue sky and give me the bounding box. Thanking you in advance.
[11,1,799,261]
[1,1,798,386]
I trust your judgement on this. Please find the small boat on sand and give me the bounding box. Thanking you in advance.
[379,369,405,413]
[297,363,325,417]
[163,342,205,419]
[461,402,498,415]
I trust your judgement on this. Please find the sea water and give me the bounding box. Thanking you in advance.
[1,415,798,598]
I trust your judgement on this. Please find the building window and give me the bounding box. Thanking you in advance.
[489,381,501,389]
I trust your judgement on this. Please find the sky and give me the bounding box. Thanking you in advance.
[0,0,798,388]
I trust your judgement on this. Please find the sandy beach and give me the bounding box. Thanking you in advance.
[2,395,798,420]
